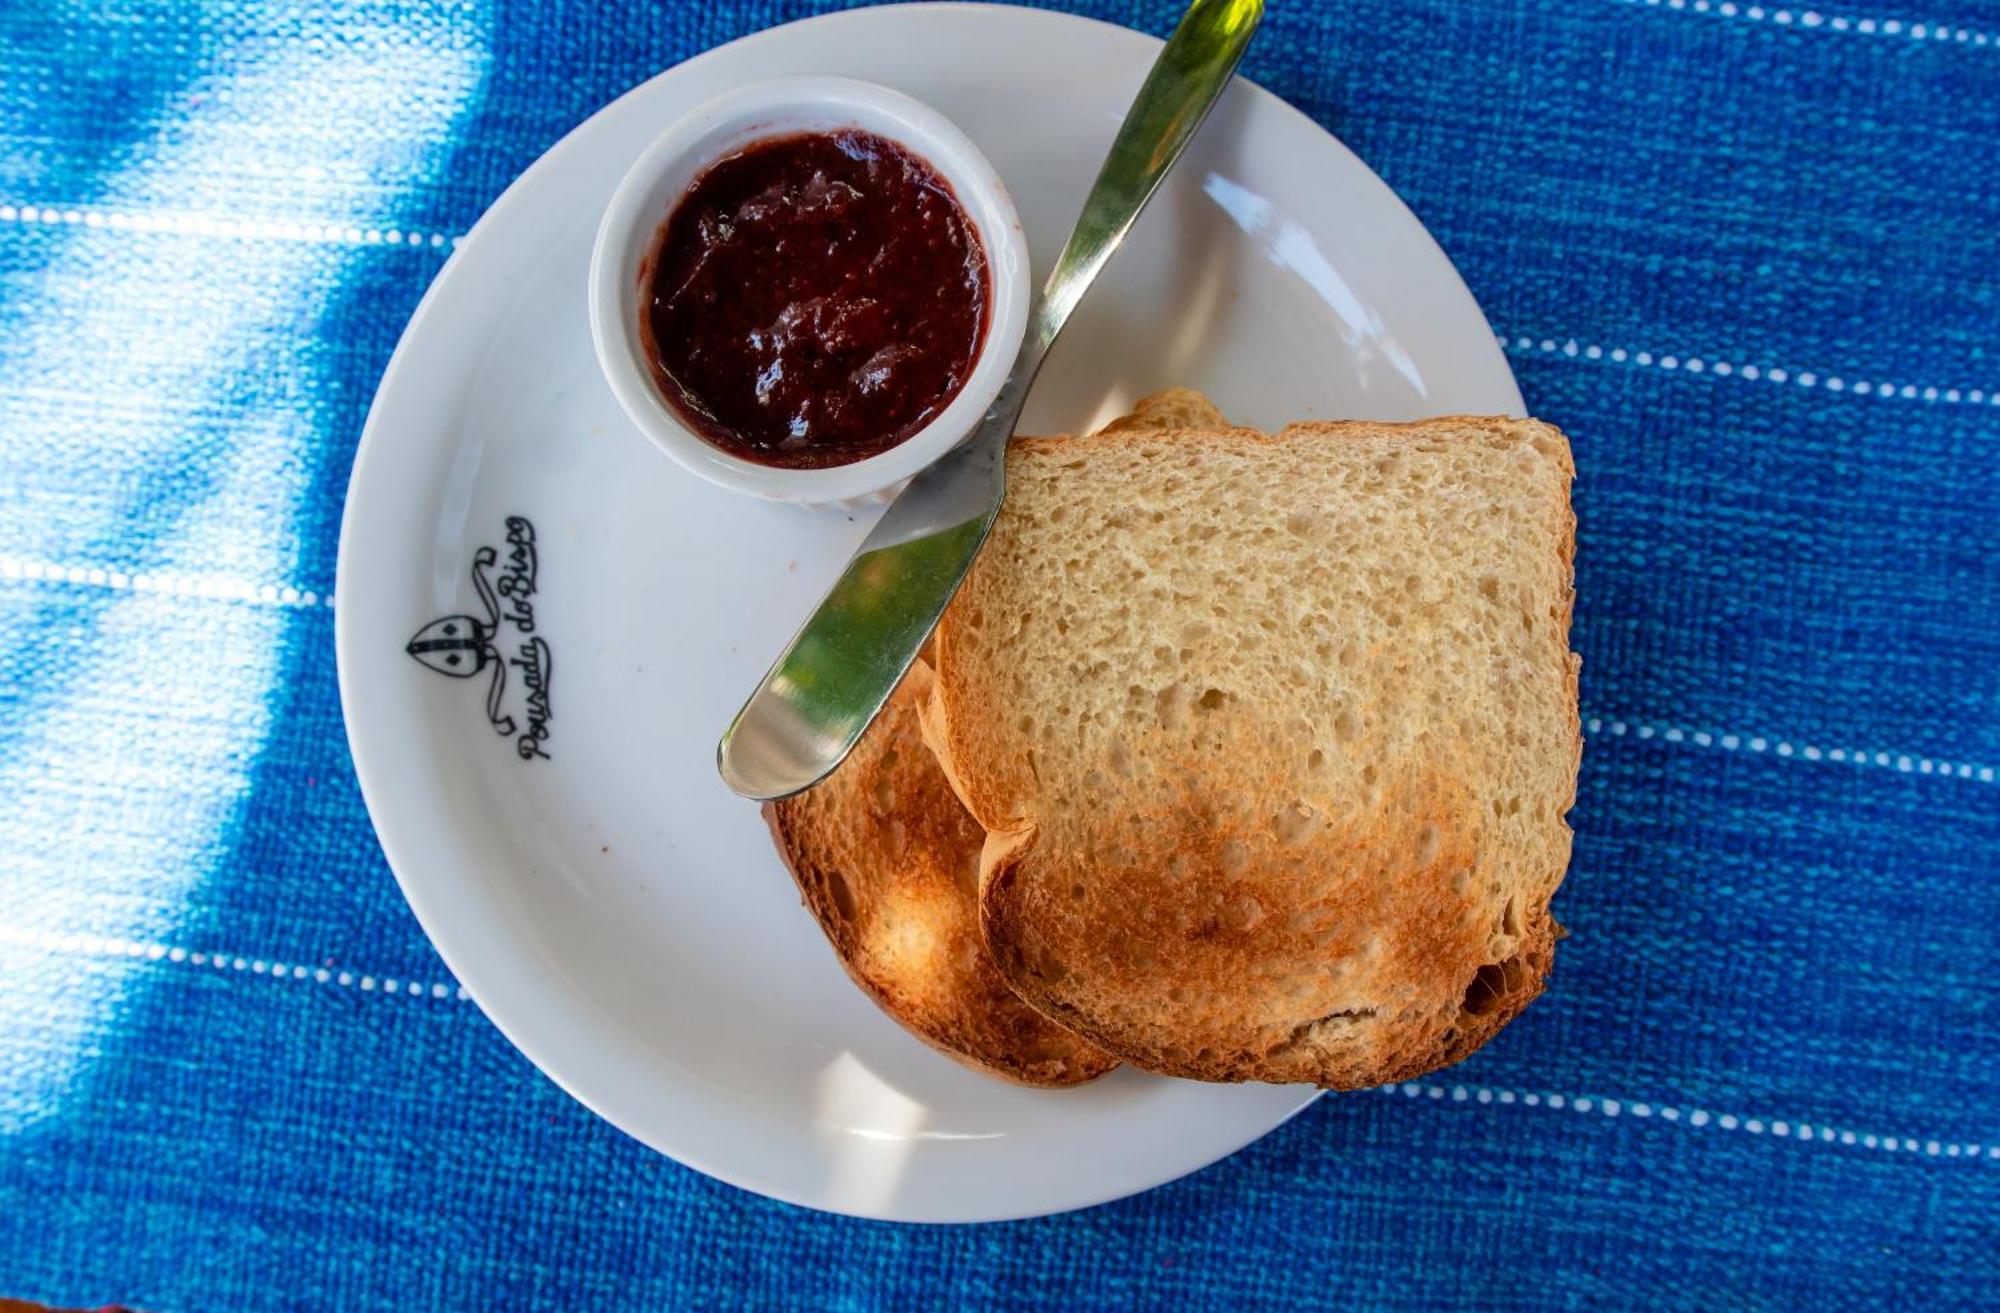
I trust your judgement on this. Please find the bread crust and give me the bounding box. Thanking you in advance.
[765,663,1117,1087]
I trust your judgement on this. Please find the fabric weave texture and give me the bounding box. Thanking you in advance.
[0,1,1995,1308]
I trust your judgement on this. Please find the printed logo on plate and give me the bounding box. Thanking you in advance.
[405,515,553,760]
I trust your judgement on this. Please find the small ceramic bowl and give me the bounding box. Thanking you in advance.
[588,75,1030,506]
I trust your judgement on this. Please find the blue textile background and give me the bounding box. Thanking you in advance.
[1,0,1995,1308]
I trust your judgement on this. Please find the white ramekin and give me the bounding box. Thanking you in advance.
[588,75,1030,506]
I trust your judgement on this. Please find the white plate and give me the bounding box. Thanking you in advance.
[335,2,1522,1223]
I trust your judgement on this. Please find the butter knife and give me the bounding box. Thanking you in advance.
[718,0,1263,800]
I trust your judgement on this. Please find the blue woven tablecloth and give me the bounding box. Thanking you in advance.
[3,1,1995,1307]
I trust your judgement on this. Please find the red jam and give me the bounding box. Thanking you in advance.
[640,129,991,469]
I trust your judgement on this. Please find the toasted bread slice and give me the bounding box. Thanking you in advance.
[923,417,1579,1088]
[765,661,1116,1087]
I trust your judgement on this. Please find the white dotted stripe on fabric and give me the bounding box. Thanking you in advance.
[1500,334,1998,408]
[6,203,1992,409]
[0,555,335,609]
[1586,715,1997,784]
[1617,0,1997,45]
[4,922,1992,1162]
[0,202,460,249]
[1375,1082,2000,1160]
[2,555,1993,786]
[0,925,469,1002]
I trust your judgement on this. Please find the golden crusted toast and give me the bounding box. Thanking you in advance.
[922,413,1579,1088]
[766,662,1117,1086]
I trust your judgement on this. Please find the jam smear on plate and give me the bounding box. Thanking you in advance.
[641,129,991,469]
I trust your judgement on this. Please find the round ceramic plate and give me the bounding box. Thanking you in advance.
[336,2,1523,1223]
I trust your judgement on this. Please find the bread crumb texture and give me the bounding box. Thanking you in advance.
[930,416,1580,1087]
